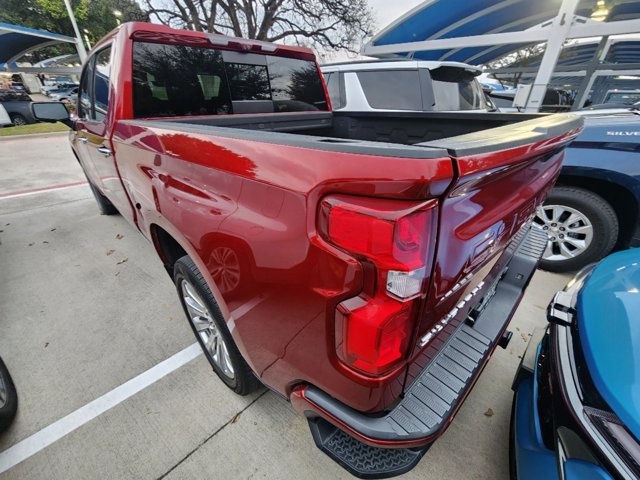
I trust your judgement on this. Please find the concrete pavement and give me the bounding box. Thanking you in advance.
[0,134,570,479]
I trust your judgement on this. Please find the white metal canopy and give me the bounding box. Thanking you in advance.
[363,0,640,111]
[0,22,84,75]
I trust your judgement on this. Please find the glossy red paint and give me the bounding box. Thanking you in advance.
[69,23,583,421]
[110,121,453,411]
[407,139,571,369]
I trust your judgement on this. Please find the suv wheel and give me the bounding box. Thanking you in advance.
[535,187,618,272]
[173,255,260,395]
[10,114,27,126]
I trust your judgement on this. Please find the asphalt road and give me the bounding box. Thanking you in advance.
[0,133,570,479]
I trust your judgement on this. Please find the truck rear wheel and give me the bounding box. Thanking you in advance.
[173,255,260,396]
[535,187,618,272]
[0,356,18,432]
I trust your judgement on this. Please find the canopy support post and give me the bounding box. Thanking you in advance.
[523,0,580,112]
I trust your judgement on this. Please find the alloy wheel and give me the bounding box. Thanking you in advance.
[534,204,594,262]
[180,279,235,379]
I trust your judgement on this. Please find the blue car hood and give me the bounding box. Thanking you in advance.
[577,249,640,441]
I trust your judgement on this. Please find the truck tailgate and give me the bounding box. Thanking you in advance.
[410,114,583,361]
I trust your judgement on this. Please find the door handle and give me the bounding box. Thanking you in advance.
[97,146,112,157]
[77,137,88,143]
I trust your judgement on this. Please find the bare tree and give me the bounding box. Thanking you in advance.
[144,0,375,53]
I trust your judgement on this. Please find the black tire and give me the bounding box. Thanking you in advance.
[538,187,618,273]
[0,356,18,433]
[10,114,27,126]
[87,179,119,215]
[173,255,260,395]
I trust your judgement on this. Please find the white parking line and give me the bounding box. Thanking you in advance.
[0,294,268,474]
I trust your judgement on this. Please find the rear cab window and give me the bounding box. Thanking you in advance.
[131,41,328,118]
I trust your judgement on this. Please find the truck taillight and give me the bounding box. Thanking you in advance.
[319,195,437,376]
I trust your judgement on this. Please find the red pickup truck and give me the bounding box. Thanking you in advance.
[32,22,583,478]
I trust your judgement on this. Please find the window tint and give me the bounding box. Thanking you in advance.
[604,92,640,104]
[324,72,344,109]
[225,63,271,101]
[357,70,422,110]
[94,47,111,121]
[131,41,328,118]
[78,57,94,120]
[266,56,327,111]
[429,67,486,111]
[133,42,232,117]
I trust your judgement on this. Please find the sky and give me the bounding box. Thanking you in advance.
[369,0,425,31]
[318,0,425,62]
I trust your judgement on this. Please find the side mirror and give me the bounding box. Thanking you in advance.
[31,102,75,129]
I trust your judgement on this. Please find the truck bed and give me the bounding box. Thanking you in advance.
[128,110,580,160]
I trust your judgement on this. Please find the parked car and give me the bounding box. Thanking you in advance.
[32,22,582,478]
[0,356,17,432]
[321,60,496,112]
[0,104,11,127]
[49,86,79,103]
[601,89,640,105]
[0,91,35,125]
[534,113,640,273]
[9,82,25,92]
[581,100,640,115]
[487,87,573,112]
[43,82,79,97]
[511,249,640,480]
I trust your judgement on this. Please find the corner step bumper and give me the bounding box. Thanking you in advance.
[292,226,548,478]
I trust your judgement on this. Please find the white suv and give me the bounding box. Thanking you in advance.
[0,104,11,127]
[321,60,494,112]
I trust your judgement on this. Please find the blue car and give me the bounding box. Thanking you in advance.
[511,249,640,480]
[535,113,640,273]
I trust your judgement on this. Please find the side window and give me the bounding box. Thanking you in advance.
[324,72,344,109]
[429,67,486,111]
[357,70,422,110]
[93,46,112,122]
[78,58,95,120]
